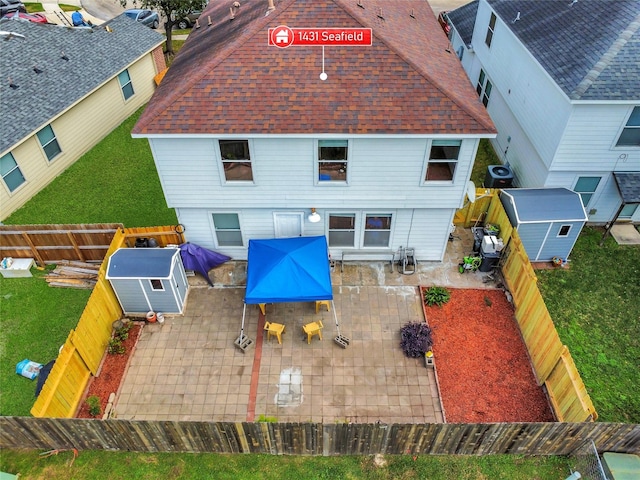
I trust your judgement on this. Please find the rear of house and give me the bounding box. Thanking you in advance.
[133,0,496,261]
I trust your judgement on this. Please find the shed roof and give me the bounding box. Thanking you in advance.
[501,188,588,223]
[0,15,164,155]
[133,0,495,136]
[106,248,179,279]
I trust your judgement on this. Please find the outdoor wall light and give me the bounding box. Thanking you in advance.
[308,208,321,223]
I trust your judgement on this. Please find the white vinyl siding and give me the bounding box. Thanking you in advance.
[150,137,480,210]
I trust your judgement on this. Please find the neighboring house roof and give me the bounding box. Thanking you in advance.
[446,0,478,47]
[613,172,640,204]
[0,15,165,154]
[133,0,495,136]
[485,0,640,101]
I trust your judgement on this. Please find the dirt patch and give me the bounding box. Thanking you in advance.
[76,323,142,418]
[423,288,554,423]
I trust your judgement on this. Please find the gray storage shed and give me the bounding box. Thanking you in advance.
[500,188,588,262]
[106,247,189,315]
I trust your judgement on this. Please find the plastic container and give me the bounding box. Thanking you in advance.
[156,312,165,324]
[16,359,43,380]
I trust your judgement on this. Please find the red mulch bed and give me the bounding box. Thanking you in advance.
[76,323,142,418]
[423,288,554,423]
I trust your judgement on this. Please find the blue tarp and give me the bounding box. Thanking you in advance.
[244,236,333,304]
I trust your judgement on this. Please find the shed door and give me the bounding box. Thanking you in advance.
[274,212,303,238]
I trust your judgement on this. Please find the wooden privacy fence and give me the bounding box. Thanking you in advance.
[481,194,597,422]
[0,224,123,266]
[31,225,185,418]
[0,418,638,455]
[453,188,497,227]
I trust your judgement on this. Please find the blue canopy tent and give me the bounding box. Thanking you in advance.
[236,236,341,350]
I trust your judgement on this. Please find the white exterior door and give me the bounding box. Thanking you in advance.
[274,212,303,238]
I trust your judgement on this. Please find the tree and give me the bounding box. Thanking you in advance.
[119,0,207,54]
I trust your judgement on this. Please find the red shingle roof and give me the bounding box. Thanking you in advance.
[133,0,495,135]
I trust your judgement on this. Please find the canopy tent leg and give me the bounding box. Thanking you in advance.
[330,300,350,348]
[234,303,253,352]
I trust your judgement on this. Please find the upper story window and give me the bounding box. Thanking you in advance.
[1,152,26,193]
[364,214,392,247]
[476,69,492,107]
[328,214,355,247]
[485,12,496,47]
[219,140,253,182]
[318,140,348,182]
[425,140,461,182]
[212,213,243,246]
[36,125,61,161]
[118,69,134,100]
[616,106,640,147]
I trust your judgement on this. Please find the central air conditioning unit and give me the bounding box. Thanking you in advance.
[485,164,514,188]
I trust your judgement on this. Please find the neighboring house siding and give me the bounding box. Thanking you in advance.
[553,105,640,171]
[0,54,158,220]
[471,1,570,168]
[150,137,479,210]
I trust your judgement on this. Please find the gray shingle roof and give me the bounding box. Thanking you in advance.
[446,0,478,47]
[502,188,588,222]
[486,0,640,100]
[0,15,164,154]
[613,172,640,203]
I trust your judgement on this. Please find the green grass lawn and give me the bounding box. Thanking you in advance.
[470,139,501,187]
[537,227,640,423]
[0,267,90,416]
[4,107,177,227]
[0,449,569,479]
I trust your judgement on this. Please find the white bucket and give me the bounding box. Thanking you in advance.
[157,312,165,324]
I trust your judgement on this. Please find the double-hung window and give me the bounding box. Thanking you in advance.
[425,140,461,182]
[328,214,356,247]
[219,140,253,182]
[363,214,392,247]
[476,69,492,107]
[212,213,243,246]
[318,140,348,182]
[1,152,26,192]
[485,12,496,47]
[118,69,134,100]
[36,125,61,161]
[574,177,601,207]
[616,106,640,147]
